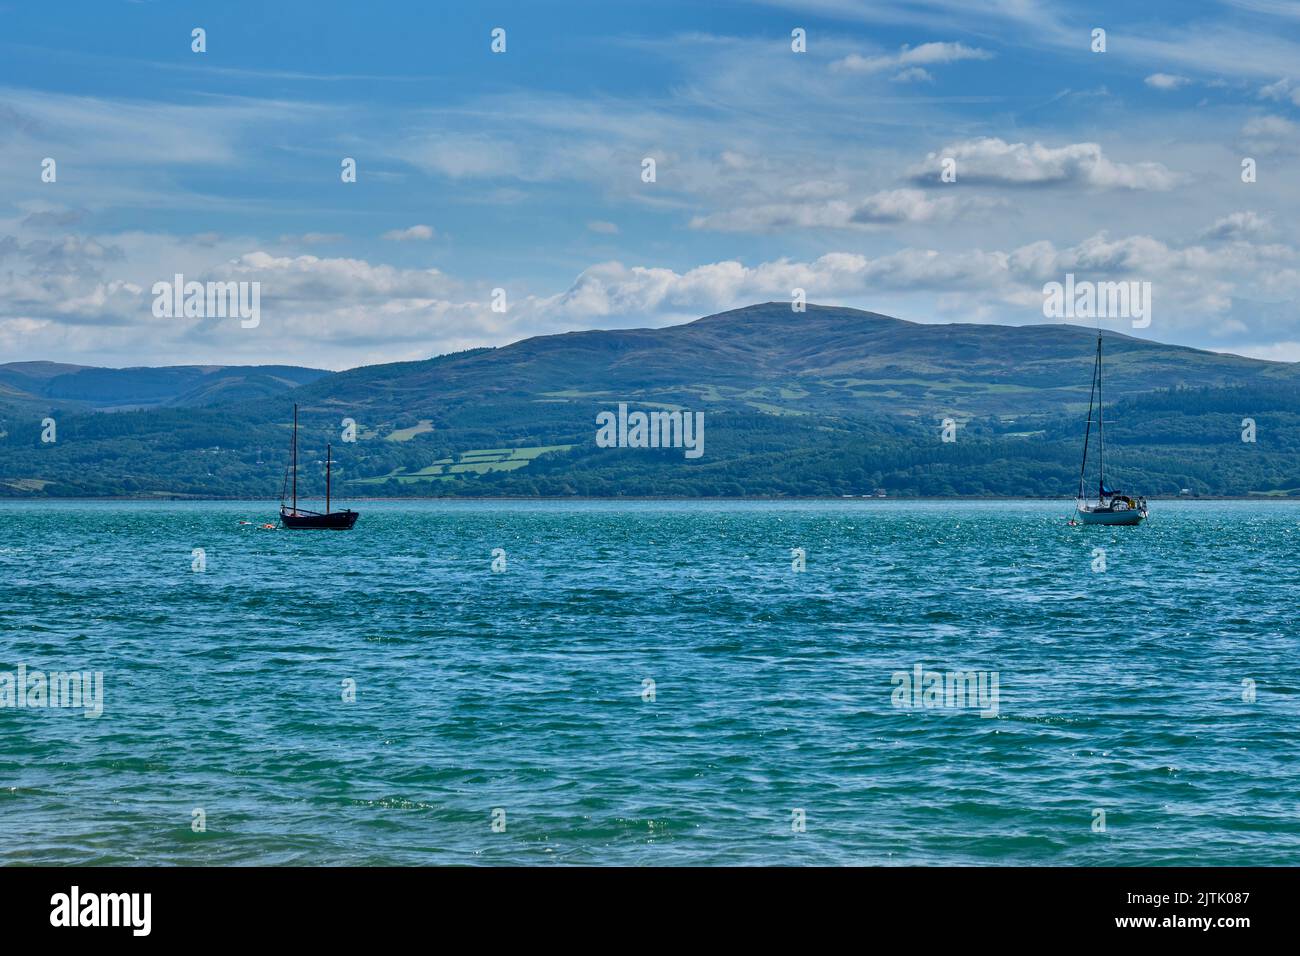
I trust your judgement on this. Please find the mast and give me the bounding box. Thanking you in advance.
[1077,335,1101,502]
[1097,333,1105,496]
[292,403,298,514]
[326,442,332,513]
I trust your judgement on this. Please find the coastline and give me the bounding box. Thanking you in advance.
[0,494,1286,503]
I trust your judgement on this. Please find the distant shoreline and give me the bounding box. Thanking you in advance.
[0,494,1287,503]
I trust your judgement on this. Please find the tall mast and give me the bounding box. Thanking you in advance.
[1096,333,1104,495]
[326,442,332,513]
[292,403,298,513]
[1077,335,1101,502]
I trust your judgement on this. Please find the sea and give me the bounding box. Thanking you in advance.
[1,499,1296,865]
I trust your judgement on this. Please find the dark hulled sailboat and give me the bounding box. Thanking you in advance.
[280,404,359,530]
[1073,333,1147,526]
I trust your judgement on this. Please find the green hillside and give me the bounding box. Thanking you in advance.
[0,361,328,412]
[2,303,1298,498]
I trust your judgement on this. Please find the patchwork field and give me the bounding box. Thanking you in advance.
[384,420,436,441]
[351,445,574,485]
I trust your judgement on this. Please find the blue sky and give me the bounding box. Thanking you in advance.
[2,0,1299,368]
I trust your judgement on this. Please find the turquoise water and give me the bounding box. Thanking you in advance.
[1,499,1297,866]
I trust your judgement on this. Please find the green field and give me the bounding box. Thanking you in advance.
[351,445,574,484]
[3,478,52,492]
[384,420,435,442]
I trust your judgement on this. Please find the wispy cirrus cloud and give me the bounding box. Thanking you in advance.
[690,188,998,233]
[1259,77,1300,106]
[280,232,345,246]
[3,0,1300,370]
[1239,114,1299,154]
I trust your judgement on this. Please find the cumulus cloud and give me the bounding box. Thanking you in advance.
[381,224,435,241]
[543,251,970,321]
[831,41,993,75]
[229,251,451,301]
[0,234,488,369]
[1199,211,1274,241]
[529,232,1300,347]
[5,220,1299,369]
[909,138,1180,190]
[1145,73,1191,90]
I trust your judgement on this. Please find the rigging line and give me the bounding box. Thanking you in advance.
[1097,331,1104,493]
[1077,334,1101,502]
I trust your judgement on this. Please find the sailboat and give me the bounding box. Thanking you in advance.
[1073,332,1147,526]
[280,404,359,530]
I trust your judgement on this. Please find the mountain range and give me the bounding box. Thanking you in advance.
[2,303,1298,498]
[291,302,1300,419]
[0,361,327,413]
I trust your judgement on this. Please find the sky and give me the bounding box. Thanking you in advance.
[1,0,1299,370]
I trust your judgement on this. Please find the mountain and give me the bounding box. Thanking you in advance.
[292,303,1298,422]
[2,303,1299,499]
[0,361,329,412]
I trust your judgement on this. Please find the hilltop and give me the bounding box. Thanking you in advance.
[2,304,1298,498]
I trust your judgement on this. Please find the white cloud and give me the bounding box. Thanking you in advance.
[4,223,1300,369]
[1260,77,1300,105]
[832,41,993,75]
[1145,73,1191,91]
[398,135,524,179]
[911,138,1180,190]
[762,0,1300,81]
[230,251,452,301]
[381,224,435,242]
[0,235,482,367]
[1199,211,1274,241]
[1240,114,1299,154]
[1242,114,1299,137]
[690,188,993,232]
[528,231,1300,349]
[1238,341,1300,362]
[891,67,934,84]
[587,220,620,234]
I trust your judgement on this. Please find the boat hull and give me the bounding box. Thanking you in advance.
[280,509,359,530]
[1076,508,1144,526]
